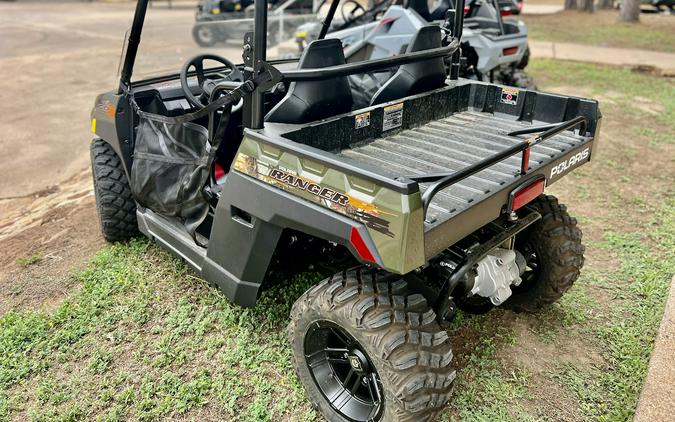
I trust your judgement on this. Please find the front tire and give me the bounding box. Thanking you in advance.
[505,194,584,312]
[90,139,138,242]
[288,267,455,422]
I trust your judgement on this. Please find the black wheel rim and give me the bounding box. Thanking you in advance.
[304,321,384,422]
[512,239,542,293]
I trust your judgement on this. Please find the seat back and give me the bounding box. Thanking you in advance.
[369,25,447,106]
[265,39,353,124]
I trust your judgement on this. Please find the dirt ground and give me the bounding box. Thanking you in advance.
[0,1,240,314]
[0,2,141,315]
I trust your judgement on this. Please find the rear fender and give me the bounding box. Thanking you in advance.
[231,136,426,274]
[203,171,388,306]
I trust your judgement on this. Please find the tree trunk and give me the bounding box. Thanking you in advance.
[598,0,613,9]
[564,0,578,10]
[579,0,595,12]
[619,0,640,21]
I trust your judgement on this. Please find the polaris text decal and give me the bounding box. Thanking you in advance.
[550,147,590,178]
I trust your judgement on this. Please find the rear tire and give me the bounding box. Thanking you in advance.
[505,194,584,312]
[517,45,530,69]
[192,24,219,47]
[288,267,456,422]
[90,139,139,242]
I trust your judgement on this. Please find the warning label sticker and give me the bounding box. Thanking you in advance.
[355,111,371,129]
[382,102,404,131]
[501,88,519,106]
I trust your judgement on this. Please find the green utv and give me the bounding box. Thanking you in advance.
[90,0,600,420]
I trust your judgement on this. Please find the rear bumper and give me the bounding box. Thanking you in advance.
[463,20,528,71]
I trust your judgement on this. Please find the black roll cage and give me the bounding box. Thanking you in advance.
[116,0,590,223]
[118,0,466,128]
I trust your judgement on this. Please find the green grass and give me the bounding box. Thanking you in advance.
[529,60,675,132]
[523,10,675,53]
[0,242,322,421]
[553,200,674,421]
[448,329,540,422]
[448,200,674,422]
[15,253,43,268]
[4,208,670,421]
[1,61,674,421]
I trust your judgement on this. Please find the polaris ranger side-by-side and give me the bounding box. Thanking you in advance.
[90,0,600,419]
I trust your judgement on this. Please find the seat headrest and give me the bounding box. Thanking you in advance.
[298,38,346,69]
[407,24,442,52]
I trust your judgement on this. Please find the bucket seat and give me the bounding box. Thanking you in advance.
[265,38,353,124]
[369,24,448,106]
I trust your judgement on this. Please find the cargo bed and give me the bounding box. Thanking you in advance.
[338,110,591,230]
[244,80,600,264]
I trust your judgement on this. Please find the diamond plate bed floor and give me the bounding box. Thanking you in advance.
[338,111,589,227]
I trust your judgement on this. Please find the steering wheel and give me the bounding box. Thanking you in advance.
[341,0,367,22]
[180,54,244,108]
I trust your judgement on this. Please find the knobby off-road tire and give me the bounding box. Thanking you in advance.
[517,45,530,70]
[90,139,139,242]
[505,194,584,313]
[288,267,455,422]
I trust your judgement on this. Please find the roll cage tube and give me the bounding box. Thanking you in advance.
[318,0,341,40]
[119,0,150,93]
[247,0,466,125]
[281,40,461,81]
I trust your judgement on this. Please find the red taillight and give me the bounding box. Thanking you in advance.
[503,46,518,56]
[510,178,546,212]
[500,9,513,16]
[214,163,226,181]
[350,227,376,264]
[464,5,470,14]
